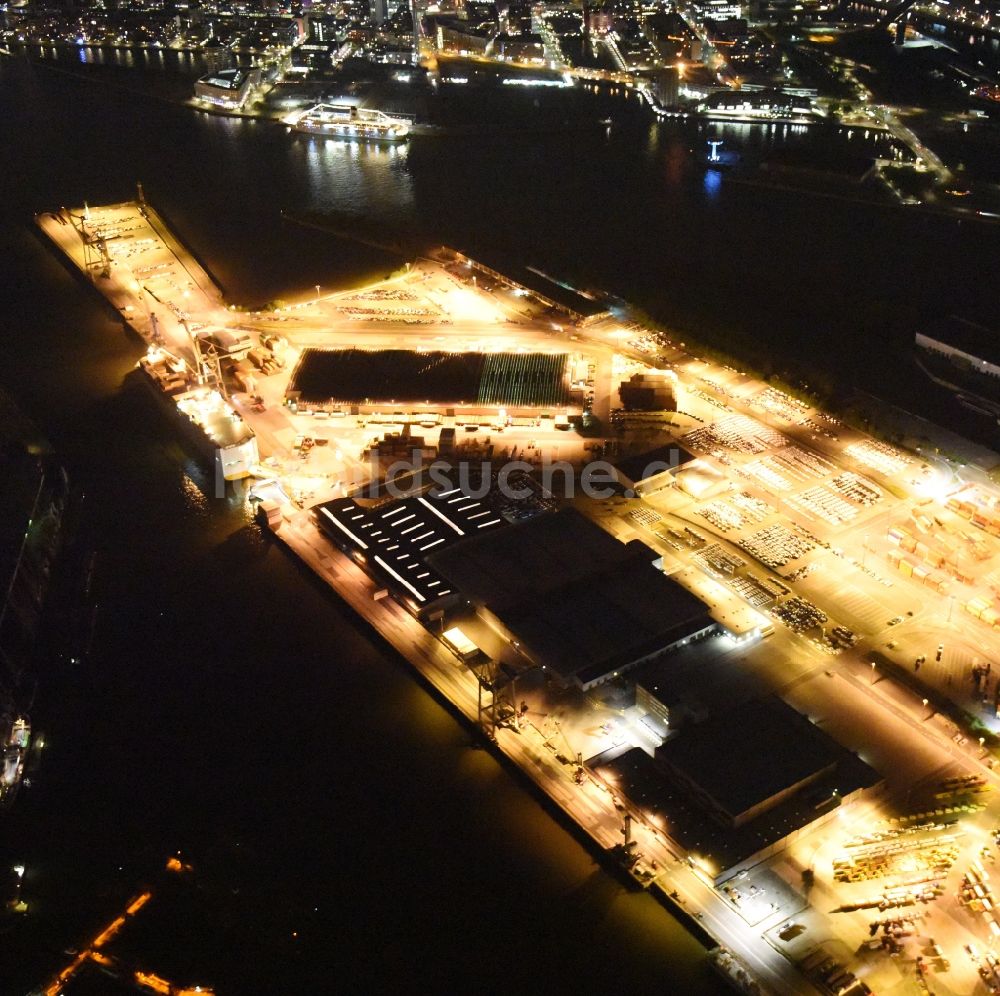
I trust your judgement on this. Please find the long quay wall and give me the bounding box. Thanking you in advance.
[264,506,803,996]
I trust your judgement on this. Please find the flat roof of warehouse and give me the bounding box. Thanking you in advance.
[657,696,848,822]
[514,265,610,319]
[427,508,624,609]
[428,508,712,683]
[918,315,1000,368]
[613,444,697,486]
[599,740,881,878]
[315,487,505,606]
[451,251,611,320]
[288,348,570,408]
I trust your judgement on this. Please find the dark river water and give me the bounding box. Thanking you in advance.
[0,46,996,993]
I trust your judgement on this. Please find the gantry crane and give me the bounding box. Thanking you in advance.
[549,717,586,784]
[471,656,518,740]
[67,206,110,280]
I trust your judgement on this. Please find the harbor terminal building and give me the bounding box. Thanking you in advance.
[316,488,720,690]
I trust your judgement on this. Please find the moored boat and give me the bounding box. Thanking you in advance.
[290,103,412,143]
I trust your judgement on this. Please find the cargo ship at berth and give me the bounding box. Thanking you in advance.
[1,717,31,808]
[290,103,412,143]
[137,347,259,481]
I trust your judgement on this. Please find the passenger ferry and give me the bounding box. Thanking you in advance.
[290,103,412,143]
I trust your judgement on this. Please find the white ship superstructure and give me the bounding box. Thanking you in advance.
[291,103,412,143]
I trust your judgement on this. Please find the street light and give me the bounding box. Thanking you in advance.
[870,661,877,684]
[314,284,321,302]
[11,864,24,909]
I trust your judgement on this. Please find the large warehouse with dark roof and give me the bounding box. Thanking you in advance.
[428,508,717,689]
[599,697,885,883]
[314,487,505,614]
[287,348,575,417]
[656,696,859,829]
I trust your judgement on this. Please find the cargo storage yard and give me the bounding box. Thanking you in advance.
[36,196,1000,996]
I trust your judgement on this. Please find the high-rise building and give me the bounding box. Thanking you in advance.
[653,67,680,108]
[411,0,428,57]
[371,0,389,26]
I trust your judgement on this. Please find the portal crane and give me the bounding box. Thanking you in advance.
[67,207,110,280]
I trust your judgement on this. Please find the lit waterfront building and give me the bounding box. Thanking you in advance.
[193,67,261,110]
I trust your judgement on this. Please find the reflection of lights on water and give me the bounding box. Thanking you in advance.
[703,169,722,198]
[181,473,210,514]
[297,135,413,212]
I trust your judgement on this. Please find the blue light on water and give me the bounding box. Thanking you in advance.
[704,169,722,198]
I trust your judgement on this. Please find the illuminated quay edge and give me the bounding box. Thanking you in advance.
[286,103,412,142]
[35,201,259,482]
[500,75,574,88]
